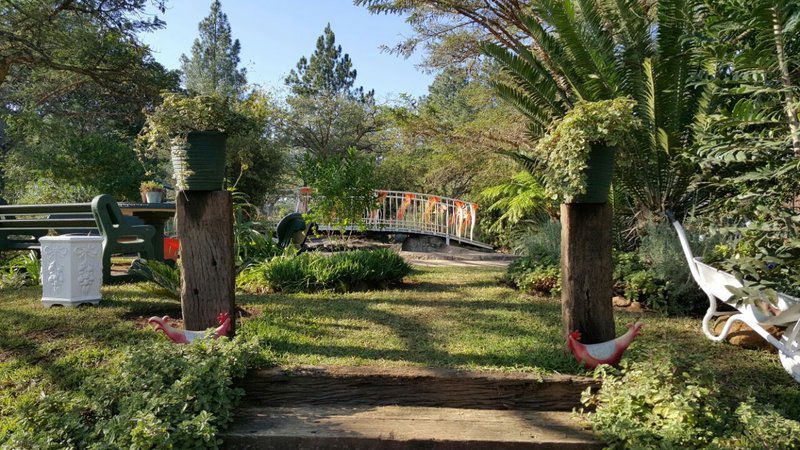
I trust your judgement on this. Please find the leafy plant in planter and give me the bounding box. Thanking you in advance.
[534,98,640,203]
[137,93,246,191]
[139,180,164,203]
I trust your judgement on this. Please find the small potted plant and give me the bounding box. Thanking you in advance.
[140,180,165,203]
[534,97,639,203]
[136,93,246,191]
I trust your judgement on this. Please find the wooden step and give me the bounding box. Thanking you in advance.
[222,405,602,449]
[239,366,598,411]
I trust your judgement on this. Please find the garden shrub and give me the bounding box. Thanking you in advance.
[517,264,561,295]
[504,255,560,296]
[583,357,800,449]
[7,335,265,449]
[238,248,412,293]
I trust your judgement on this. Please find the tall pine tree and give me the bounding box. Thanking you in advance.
[281,24,379,158]
[285,24,369,100]
[180,0,246,98]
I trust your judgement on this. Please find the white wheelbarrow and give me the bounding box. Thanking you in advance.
[668,213,800,382]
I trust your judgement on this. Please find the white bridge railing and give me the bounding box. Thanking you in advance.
[295,189,489,248]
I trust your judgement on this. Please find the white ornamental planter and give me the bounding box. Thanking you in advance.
[39,235,103,308]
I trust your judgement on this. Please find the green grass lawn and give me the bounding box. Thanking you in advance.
[2,263,798,435]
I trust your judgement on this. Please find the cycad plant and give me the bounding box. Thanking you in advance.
[482,0,707,222]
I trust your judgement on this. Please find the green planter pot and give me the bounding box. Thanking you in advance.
[572,144,615,204]
[171,131,227,191]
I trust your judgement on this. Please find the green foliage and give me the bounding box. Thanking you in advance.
[613,237,706,315]
[715,400,800,449]
[128,259,181,300]
[477,172,556,233]
[180,0,247,99]
[583,358,727,448]
[0,251,40,289]
[3,130,147,202]
[583,357,800,449]
[711,208,800,301]
[517,264,561,296]
[0,0,166,89]
[481,0,707,221]
[532,98,640,201]
[281,92,382,159]
[14,178,96,204]
[281,24,379,160]
[377,67,522,200]
[8,336,264,448]
[299,148,380,233]
[232,191,282,268]
[136,93,246,164]
[637,221,707,311]
[687,0,800,302]
[505,221,561,296]
[239,249,412,293]
[226,90,286,205]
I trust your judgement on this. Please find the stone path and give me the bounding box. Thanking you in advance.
[400,247,518,268]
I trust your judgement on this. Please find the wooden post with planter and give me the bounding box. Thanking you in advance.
[174,131,236,333]
[560,146,616,344]
[518,99,638,345]
[138,93,241,334]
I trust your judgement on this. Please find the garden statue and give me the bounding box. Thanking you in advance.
[148,312,232,344]
[567,321,643,369]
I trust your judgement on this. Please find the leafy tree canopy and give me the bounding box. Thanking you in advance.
[0,0,166,88]
[355,0,529,69]
[378,66,519,199]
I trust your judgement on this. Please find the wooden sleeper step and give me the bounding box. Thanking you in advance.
[222,405,603,450]
[238,366,598,411]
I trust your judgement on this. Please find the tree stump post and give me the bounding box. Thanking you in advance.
[560,202,615,344]
[177,190,236,333]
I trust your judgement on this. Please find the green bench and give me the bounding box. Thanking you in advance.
[0,194,155,283]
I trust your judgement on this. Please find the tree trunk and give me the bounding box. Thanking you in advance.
[0,59,10,87]
[773,5,800,157]
[560,202,615,344]
[177,190,236,333]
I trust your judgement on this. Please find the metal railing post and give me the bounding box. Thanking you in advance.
[445,206,450,246]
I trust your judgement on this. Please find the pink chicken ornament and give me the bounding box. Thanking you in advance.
[567,322,643,369]
[148,312,232,344]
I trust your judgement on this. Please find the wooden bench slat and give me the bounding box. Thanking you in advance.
[0,219,97,228]
[0,204,92,214]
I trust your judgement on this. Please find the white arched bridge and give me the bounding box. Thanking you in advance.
[294,189,492,249]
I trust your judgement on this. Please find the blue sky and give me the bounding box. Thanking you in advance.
[140,0,434,100]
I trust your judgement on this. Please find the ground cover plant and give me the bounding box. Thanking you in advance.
[583,357,800,449]
[238,248,412,293]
